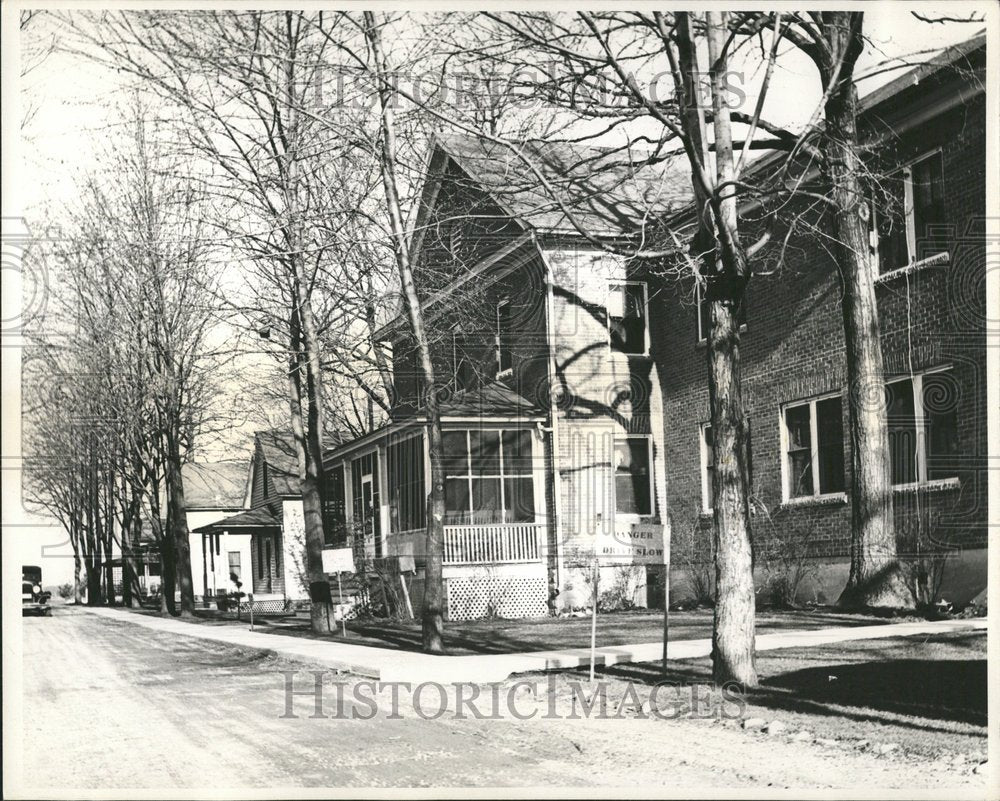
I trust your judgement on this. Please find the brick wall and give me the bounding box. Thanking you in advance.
[654,94,987,577]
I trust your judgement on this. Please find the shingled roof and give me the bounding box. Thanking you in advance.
[433,134,692,237]
[255,429,346,498]
[181,462,247,510]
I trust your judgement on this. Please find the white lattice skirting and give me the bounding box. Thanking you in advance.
[446,575,548,621]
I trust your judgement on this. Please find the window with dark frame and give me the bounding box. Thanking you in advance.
[228,551,241,581]
[442,428,534,525]
[387,433,426,534]
[324,465,347,546]
[608,282,647,355]
[614,435,652,515]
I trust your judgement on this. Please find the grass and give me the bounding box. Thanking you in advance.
[245,607,897,655]
[576,629,987,759]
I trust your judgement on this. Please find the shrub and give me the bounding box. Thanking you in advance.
[755,509,819,609]
[57,583,74,600]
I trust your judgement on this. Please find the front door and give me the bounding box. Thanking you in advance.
[254,533,279,594]
[361,475,382,558]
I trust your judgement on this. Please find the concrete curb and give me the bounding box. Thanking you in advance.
[81,607,988,684]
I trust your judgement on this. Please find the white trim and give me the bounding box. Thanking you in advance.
[875,250,950,285]
[606,280,650,357]
[699,422,713,515]
[613,433,655,519]
[495,297,513,379]
[779,390,845,503]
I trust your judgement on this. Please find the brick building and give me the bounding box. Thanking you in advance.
[658,33,987,605]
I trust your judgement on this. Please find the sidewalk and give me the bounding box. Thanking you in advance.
[81,606,988,684]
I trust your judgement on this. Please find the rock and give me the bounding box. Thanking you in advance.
[815,738,839,748]
[973,761,988,775]
[792,730,813,742]
[763,720,787,735]
[741,717,767,730]
[874,743,899,756]
[854,739,871,751]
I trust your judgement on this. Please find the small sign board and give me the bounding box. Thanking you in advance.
[594,523,666,565]
[322,547,355,575]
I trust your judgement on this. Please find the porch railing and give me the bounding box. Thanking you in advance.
[442,523,544,565]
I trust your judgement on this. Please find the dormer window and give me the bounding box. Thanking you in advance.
[608,282,648,355]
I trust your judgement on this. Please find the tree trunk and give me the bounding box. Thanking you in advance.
[166,433,196,616]
[287,308,333,634]
[699,12,759,687]
[820,13,913,610]
[73,545,83,604]
[365,10,445,653]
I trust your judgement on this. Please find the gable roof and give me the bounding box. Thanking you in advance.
[254,428,346,498]
[182,461,247,510]
[432,134,693,238]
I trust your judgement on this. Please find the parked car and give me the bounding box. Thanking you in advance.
[22,565,52,616]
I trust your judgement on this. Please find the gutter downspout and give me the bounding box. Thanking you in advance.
[534,233,565,603]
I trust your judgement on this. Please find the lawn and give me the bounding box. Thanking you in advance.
[254,607,896,655]
[572,629,987,760]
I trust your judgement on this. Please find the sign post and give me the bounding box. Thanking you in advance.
[589,556,598,685]
[322,547,356,637]
[590,519,668,679]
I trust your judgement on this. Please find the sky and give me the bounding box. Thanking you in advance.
[4,4,991,586]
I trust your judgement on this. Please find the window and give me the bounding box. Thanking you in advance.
[697,281,747,342]
[442,428,534,524]
[227,552,241,581]
[614,436,652,515]
[387,433,425,533]
[608,282,648,355]
[887,370,959,486]
[324,465,347,546]
[700,421,754,511]
[495,300,513,377]
[781,395,845,501]
[877,151,947,273]
[351,452,381,557]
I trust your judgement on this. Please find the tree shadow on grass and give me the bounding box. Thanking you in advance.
[595,649,986,735]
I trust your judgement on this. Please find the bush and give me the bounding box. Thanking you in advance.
[57,583,74,600]
[756,511,819,608]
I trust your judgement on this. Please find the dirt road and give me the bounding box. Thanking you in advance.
[10,607,986,793]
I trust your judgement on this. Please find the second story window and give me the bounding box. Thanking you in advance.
[496,299,513,377]
[877,150,947,273]
[608,282,647,355]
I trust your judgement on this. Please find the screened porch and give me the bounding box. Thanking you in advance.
[323,415,549,570]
